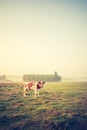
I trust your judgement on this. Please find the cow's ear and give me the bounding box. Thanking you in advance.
[43,82,45,84]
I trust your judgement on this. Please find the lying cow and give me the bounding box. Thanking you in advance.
[23,81,45,98]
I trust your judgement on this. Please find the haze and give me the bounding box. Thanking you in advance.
[0,0,87,78]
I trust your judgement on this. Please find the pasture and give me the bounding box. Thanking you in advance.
[0,82,87,130]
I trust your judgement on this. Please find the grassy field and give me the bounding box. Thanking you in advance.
[0,82,87,130]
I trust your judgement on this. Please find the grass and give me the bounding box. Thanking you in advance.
[0,82,87,130]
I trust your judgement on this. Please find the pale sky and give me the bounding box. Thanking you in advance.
[0,0,87,77]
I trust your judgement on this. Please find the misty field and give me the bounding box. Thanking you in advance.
[0,82,87,130]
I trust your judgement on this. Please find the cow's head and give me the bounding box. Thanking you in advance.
[37,82,45,89]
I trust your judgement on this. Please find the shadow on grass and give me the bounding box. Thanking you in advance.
[0,115,87,130]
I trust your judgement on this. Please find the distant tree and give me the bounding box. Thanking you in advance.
[53,71,61,81]
[0,75,6,81]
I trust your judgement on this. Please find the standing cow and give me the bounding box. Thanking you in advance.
[23,82,45,98]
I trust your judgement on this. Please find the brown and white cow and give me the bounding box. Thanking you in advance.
[23,81,45,98]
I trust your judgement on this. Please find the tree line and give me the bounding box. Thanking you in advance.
[23,71,61,82]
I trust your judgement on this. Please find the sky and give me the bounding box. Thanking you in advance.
[0,0,87,77]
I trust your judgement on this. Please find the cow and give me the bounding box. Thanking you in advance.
[23,81,45,98]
